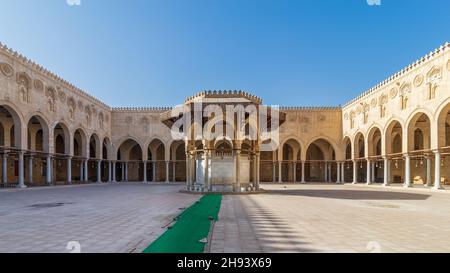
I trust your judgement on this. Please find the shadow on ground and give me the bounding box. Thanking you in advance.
[265,189,431,200]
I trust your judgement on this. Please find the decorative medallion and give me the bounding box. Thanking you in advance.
[389,87,398,99]
[413,74,424,87]
[34,79,44,91]
[58,90,66,102]
[0,63,14,77]
[371,98,377,108]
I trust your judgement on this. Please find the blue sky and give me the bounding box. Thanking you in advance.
[0,0,449,107]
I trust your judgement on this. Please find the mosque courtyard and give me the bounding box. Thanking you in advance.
[1,183,450,253]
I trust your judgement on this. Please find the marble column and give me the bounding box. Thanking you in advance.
[324,162,328,182]
[341,162,345,183]
[143,161,147,183]
[426,157,432,187]
[97,160,102,183]
[80,159,84,182]
[256,154,260,190]
[235,151,241,192]
[404,154,412,188]
[28,155,33,185]
[352,160,358,184]
[46,155,52,185]
[165,161,170,183]
[205,152,210,191]
[125,162,129,181]
[2,153,7,186]
[366,160,371,185]
[434,151,443,190]
[18,151,26,188]
[172,162,176,182]
[383,157,390,186]
[152,161,156,182]
[84,160,88,182]
[108,161,112,183]
[67,157,72,184]
[278,161,282,183]
[293,162,297,182]
[272,162,276,183]
[371,162,376,182]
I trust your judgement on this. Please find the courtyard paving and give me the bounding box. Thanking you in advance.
[210,183,450,253]
[0,183,198,253]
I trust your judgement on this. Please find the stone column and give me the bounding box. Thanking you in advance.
[108,161,112,183]
[404,154,412,188]
[143,161,147,183]
[112,161,117,183]
[341,162,345,183]
[125,162,129,181]
[186,156,190,190]
[84,160,89,182]
[80,159,84,182]
[235,151,241,192]
[172,162,176,182]
[97,160,102,183]
[352,160,358,184]
[256,154,260,190]
[152,161,156,182]
[366,160,371,185]
[205,151,210,191]
[434,151,443,190]
[28,155,33,185]
[46,155,52,185]
[67,157,72,184]
[301,162,306,184]
[165,161,170,183]
[278,161,282,183]
[2,153,7,186]
[18,151,26,188]
[121,162,125,181]
[293,162,297,182]
[426,157,432,187]
[324,162,328,182]
[383,157,390,186]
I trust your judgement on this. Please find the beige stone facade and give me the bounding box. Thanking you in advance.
[1,41,449,190]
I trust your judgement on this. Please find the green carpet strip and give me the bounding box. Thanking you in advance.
[143,194,222,253]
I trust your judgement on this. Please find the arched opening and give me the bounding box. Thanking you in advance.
[306,139,336,182]
[407,113,432,186]
[88,134,100,182]
[368,127,383,184]
[385,120,403,184]
[101,138,111,182]
[27,116,49,153]
[0,105,23,186]
[437,103,450,187]
[117,139,143,182]
[170,141,186,182]
[148,139,166,182]
[53,123,71,184]
[343,137,353,182]
[26,116,49,186]
[281,139,301,182]
[73,129,87,182]
[260,139,275,182]
[353,133,366,183]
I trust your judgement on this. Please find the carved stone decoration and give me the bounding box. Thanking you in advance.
[98,112,104,129]
[447,59,450,71]
[34,79,44,92]
[389,87,398,99]
[67,97,76,120]
[427,66,442,83]
[84,105,92,126]
[16,72,32,103]
[0,63,14,77]
[78,100,84,110]
[140,117,149,133]
[378,94,388,118]
[125,116,133,124]
[399,82,411,95]
[45,87,57,112]
[57,89,66,103]
[413,74,424,87]
[349,111,356,129]
[356,105,362,115]
[371,98,377,108]
[344,113,349,120]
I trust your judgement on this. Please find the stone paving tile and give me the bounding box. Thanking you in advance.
[0,183,198,253]
[210,183,450,253]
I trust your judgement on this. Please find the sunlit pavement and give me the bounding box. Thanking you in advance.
[210,183,450,253]
[0,183,198,253]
